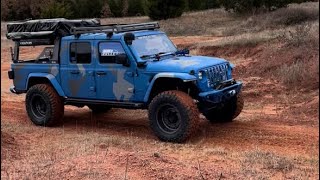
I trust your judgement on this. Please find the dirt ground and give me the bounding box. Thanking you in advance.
[1,35,319,179]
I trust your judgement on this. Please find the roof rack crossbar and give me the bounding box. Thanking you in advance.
[116,22,160,33]
[71,26,116,36]
[71,22,160,36]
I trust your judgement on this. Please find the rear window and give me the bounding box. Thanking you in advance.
[70,42,91,64]
[18,46,54,61]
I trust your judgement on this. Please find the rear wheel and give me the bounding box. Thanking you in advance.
[87,105,111,113]
[148,90,200,143]
[26,84,64,126]
[204,92,244,123]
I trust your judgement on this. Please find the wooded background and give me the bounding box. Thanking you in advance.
[1,0,316,21]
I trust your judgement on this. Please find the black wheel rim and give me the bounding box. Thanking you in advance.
[156,104,181,134]
[31,95,47,119]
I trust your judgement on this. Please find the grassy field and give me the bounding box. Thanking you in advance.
[1,2,319,179]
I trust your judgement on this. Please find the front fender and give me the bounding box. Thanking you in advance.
[26,73,66,97]
[143,72,197,102]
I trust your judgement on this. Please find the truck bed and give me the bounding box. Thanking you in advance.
[11,63,60,92]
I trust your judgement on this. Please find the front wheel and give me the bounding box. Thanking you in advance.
[148,90,200,143]
[204,92,244,123]
[25,84,64,126]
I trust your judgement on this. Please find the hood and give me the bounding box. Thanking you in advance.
[145,55,228,73]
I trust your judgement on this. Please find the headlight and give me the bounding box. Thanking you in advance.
[228,63,234,78]
[198,71,203,80]
[230,63,235,70]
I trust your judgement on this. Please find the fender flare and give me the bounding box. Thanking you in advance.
[26,73,66,97]
[143,72,197,102]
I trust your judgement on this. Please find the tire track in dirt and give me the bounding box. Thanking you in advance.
[200,120,319,155]
[1,98,318,157]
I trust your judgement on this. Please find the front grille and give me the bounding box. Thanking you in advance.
[204,63,229,88]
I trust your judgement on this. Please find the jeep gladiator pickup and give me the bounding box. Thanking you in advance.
[7,19,243,142]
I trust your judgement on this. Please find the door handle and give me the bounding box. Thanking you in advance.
[96,71,107,75]
[126,72,135,77]
[70,71,80,74]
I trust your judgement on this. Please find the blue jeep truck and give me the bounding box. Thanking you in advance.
[6,19,243,142]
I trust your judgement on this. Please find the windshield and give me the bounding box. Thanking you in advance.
[131,34,177,58]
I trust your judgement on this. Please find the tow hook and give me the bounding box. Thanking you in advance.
[10,86,17,93]
[227,90,236,97]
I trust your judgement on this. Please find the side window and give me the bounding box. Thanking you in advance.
[70,42,91,64]
[99,42,126,64]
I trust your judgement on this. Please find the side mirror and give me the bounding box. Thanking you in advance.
[115,54,130,66]
[124,33,135,45]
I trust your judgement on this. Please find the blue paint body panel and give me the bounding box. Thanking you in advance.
[27,73,66,97]
[143,72,197,102]
[144,56,227,73]
[11,63,61,91]
[9,29,243,110]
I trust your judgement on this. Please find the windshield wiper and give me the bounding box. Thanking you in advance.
[154,52,171,61]
[140,54,155,59]
[157,51,176,56]
[140,52,174,60]
[156,52,167,56]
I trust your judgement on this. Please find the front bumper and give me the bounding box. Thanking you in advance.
[198,79,242,106]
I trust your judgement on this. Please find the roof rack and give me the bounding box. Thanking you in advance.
[7,19,160,42]
[71,26,116,36]
[71,22,160,36]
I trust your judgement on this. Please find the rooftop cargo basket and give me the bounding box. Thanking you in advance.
[6,18,101,40]
[6,18,160,41]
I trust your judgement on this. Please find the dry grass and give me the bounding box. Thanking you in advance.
[209,30,280,47]
[1,96,319,179]
[100,9,234,37]
[171,2,319,90]
[276,61,312,88]
[280,22,319,48]
[244,2,319,30]
[239,148,320,179]
[243,149,294,172]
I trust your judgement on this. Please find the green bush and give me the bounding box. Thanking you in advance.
[108,0,129,17]
[40,1,73,18]
[204,0,220,9]
[1,0,32,21]
[101,2,114,17]
[148,0,187,20]
[187,0,204,10]
[186,0,220,11]
[128,0,147,16]
[70,0,104,18]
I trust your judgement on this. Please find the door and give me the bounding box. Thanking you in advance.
[95,41,135,101]
[60,41,96,98]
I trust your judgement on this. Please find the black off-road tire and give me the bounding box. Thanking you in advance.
[204,92,244,123]
[26,84,64,126]
[148,90,200,143]
[87,105,111,113]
